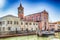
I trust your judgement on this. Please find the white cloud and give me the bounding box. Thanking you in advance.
[0,0,6,8]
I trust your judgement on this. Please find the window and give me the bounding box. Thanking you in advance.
[29,23,31,25]
[0,22,2,25]
[26,23,28,25]
[0,27,1,31]
[33,23,35,25]
[3,27,5,31]
[10,21,12,24]
[7,21,9,24]
[8,27,11,30]
[32,17,34,21]
[17,22,18,25]
[36,17,38,21]
[7,21,12,24]
[36,23,38,25]
[21,28,23,31]
[14,21,18,25]
[44,17,47,21]
[31,28,33,31]
[40,17,41,21]
[14,21,16,24]
[21,22,23,25]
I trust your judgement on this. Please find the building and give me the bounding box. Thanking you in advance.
[18,2,49,31]
[0,15,38,35]
[0,1,60,37]
[49,22,57,31]
[57,21,60,30]
[49,21,60,31]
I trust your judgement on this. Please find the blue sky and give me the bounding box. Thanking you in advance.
[0,0,60,22]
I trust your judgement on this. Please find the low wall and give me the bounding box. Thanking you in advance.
[0,31,36,38]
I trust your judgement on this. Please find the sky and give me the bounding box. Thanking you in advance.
[0,0,60,22]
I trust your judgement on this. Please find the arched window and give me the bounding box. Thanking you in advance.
[0,22,2,25]
[26,23,28,25]
[21,22,23,25]
[29,23,31,25]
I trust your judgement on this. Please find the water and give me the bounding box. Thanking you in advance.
[0,33,60,40]
[0,35,48,40]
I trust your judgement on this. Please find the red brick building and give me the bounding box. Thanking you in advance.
[18,3,49,30]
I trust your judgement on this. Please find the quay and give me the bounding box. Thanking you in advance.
[0,32,36,38]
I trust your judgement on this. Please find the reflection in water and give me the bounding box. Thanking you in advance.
[0,33,60,40]
[0,35,47,40]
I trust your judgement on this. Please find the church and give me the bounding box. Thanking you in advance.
[18,2,49,30]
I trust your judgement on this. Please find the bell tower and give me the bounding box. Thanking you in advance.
[18,0,24,19]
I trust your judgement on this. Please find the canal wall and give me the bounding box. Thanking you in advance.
[0,32,36,38]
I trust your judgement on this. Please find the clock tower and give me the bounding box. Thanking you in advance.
[18,2,24,19]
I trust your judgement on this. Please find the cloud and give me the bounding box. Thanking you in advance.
[0,0,6,9]
[0,2,19,17]
[0,0,60,22]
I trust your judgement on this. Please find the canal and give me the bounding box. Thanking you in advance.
[0,33,60,40]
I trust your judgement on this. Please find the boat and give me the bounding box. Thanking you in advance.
[37,30,55,37]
